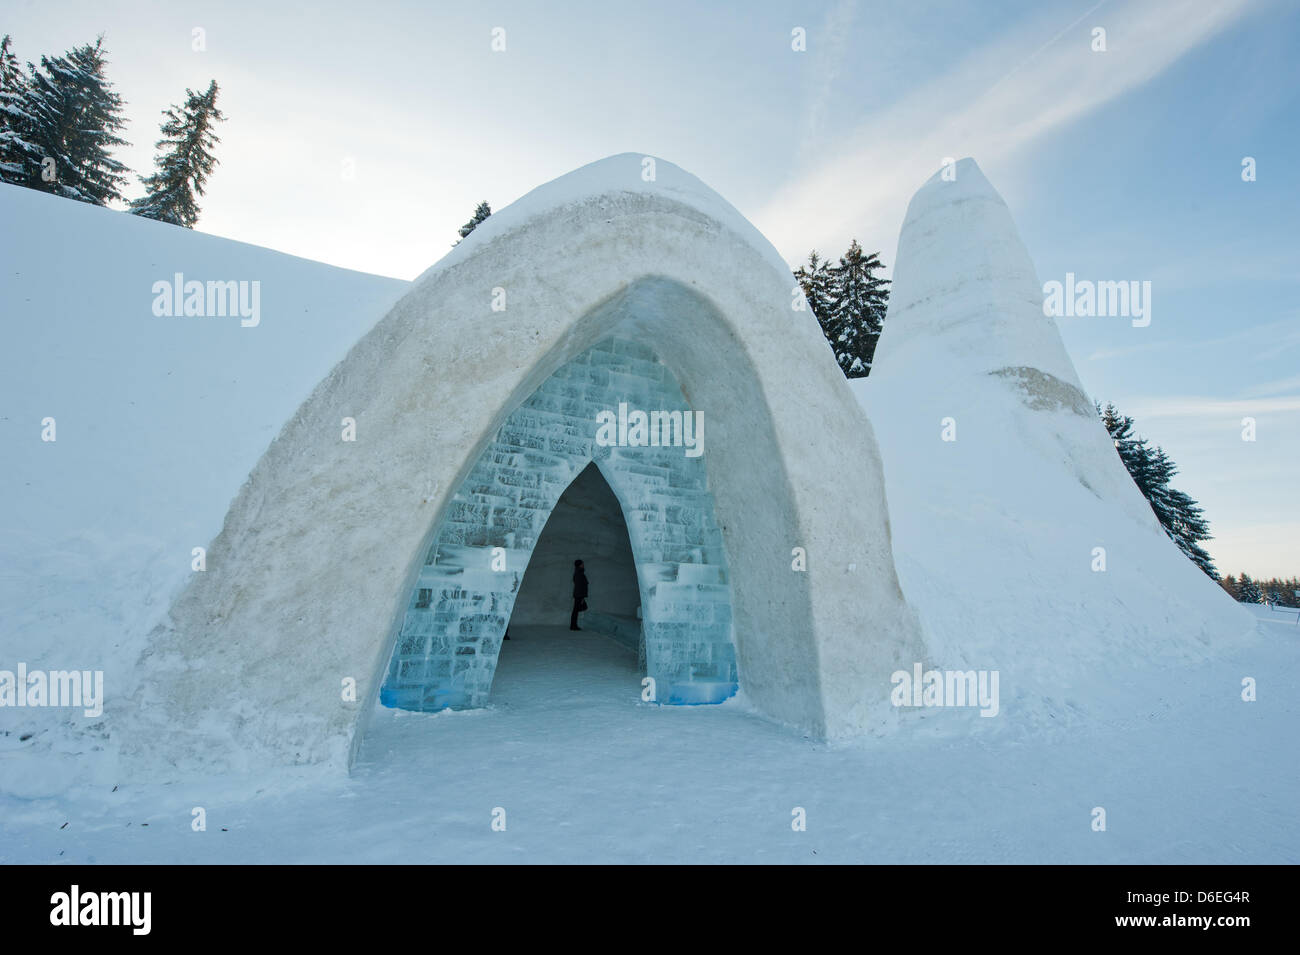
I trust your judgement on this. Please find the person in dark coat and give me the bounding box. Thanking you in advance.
[570,559,588,631]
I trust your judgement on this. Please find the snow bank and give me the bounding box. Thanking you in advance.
[0,183,408,795]
[859,159,1256,716]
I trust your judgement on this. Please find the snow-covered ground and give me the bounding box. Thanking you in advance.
[2,619,1295,864]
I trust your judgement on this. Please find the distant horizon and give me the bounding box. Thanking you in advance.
[4,0,1296,578]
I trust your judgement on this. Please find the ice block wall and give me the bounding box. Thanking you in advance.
[380,336,738,711]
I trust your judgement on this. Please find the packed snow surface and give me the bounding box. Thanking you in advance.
[3,623,1296,864]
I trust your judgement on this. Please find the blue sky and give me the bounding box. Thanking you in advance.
[6,0,1297,577]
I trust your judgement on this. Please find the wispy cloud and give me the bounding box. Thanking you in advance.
[798,0,859,162]
[1085,340,1170,362]
[756,0,1257,264]
[1242,374,1300,398]
[1124,394,1300,419]
[1085,315,1300,362]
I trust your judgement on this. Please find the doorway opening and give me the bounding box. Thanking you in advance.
[508,461,641,643]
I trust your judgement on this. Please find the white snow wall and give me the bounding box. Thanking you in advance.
[127,155,924,776]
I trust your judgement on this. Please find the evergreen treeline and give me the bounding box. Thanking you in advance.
[0,35,129,203]
[1220,574,1300,607]
[0,33,224,227]
[794,240,890,378]
[1097,402,1218,580]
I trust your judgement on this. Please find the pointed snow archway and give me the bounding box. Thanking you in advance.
[379,336,737,712]
[128,154,922,776]
[508,462,641,633]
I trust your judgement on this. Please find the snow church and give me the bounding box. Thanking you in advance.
[106,153,1250,777]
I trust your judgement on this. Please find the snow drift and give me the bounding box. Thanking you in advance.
[0,183,408,794]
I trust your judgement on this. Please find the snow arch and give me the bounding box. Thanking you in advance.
[129,154,923,776]
[381,335,737,711]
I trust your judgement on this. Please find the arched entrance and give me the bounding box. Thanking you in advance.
[131,157,923,777]
[510,462,640,631]
[378,336,738,713]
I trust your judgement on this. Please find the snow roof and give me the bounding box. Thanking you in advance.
[419,152,794,284]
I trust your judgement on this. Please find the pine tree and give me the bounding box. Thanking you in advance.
[0,35,19,90]
[1099,403,1155,495]
[826,240,889,378]
[2,37,130,203]
[0,34,28,179]
[794,250,834,323]
[1237,573,1262,604]
[455,201,491,244]
[128,80,225,228]
[1098,402,1219,579]
[795,242,890,379]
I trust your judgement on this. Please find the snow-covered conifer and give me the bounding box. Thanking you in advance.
[455,201,492,244]
[129,80,225,227]
[1100,402,1218,579]
[4,37,130,203]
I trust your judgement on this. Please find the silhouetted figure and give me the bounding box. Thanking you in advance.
[571,559,588,631]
